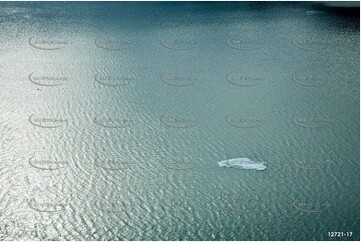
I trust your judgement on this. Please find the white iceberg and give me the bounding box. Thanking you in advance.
[218,158,266,171]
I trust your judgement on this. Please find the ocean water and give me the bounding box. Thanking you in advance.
[0,1,359,240]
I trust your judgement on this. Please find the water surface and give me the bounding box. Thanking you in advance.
[0,2,359,240]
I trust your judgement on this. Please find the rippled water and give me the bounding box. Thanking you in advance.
[0,2,359,240]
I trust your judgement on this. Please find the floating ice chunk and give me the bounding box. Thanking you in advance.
[306,10,325,15]
[218,158,266,171]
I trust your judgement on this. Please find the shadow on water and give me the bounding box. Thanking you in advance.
[0,2,358,32]
[309,2,360,31]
